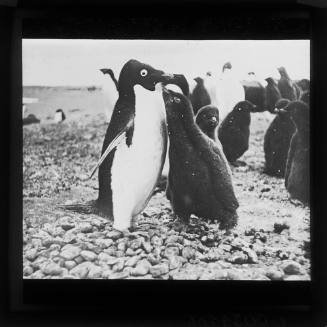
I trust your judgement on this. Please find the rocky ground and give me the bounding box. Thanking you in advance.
[23,109,310,280]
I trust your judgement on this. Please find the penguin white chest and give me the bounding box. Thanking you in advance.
[110,85,167,231]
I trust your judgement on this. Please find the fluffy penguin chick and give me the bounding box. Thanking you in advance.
[195,105,220,142]
[285,101,310,204]
[163,88,239,230]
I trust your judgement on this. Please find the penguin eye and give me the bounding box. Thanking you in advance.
[140,69,148,77]
[174,97,180,103]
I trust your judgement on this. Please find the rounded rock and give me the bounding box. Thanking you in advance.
[60,245,81,260]
[150,263,169,277]
[41,262,63,276]
[80,250,97,262]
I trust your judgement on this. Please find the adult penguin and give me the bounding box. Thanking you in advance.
[63,59,177,231]
[263,98,295,177]
[100,68,119,123]
[190,77,211,115]
[242,80,266,112]
[265,77,282,113]
[54,109,66,123]
[218,100,256,165]
[162,87,239,230]
[195,105,220,142]
[285,101,310,204]
[277,66,301,101]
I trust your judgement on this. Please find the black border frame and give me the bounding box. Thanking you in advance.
[2,0,327,325]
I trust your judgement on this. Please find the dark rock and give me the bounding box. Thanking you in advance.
[281,261,303,275]
[274,222,290,234]
[228,252,248,264]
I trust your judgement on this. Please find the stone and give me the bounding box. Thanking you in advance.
[163,247,180,258]
[112,258,125,272]
[151,235,163,247]
[244,248,258,264]
[95,239,114,249]
[129,238,144,250]
[60,245,81,260]
[244,227,256,236]
[30,257,48,270]
[273,222,290,234]
[23,265,34,276]
[64,260,77,270]
[150,263,169,277]
[70,262,94,279]
[98,253,119,265]
[281,261,303,275]
[102,270,113,279]
[147,253,161,265]
[117,241,127,252]
[182,246,196,260]
[62,231,77,244]
[87,265,103,278]
[165,235,183,245]
[25,248,38,261]
[227,270,247,280]
[106,230,123,240]
[41,262,63,276]
[108,271,130,279]
[126,248,135,256]
[30,270,45,279]
[115,250,125,257]
[59,216,76,231]
[228,252,248,264]
[125,256,140,267]
[74,255,84,264]
[131,259,151,276]
[80,250,97,262]
[79,222,93,233]
[266,269,284,281]
[42,237,55,247]
[168,256,185,270]
[49,250,60,258]
[142,242,152,253]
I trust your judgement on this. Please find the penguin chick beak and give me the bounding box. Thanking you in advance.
[89,118,134,179]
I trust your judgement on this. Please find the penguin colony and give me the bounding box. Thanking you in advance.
[64,61,310,231]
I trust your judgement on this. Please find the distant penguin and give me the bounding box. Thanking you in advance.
[263,98,296,177]
[296,78,310,92]
[265,77,282,113]
[190,77,211,115]
[300,90,310,105]
[22,105,27,118]
[277,67,301,101]
[242,79,266,112]
[195,105,220,142]
[285,101,310,204]
[100,68,119,123]
[63,59,178,231]
[23,114,40,125]
[54,109,66,123]
[162,87,239,230]
[218,100,256,164]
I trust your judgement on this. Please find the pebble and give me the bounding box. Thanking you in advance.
[147,253,161,265]
[229,252,248,265]
[30,256,48,270]
[102,270,113,279]
[125,248,135,256]
[23,265,34,276]
[64,260,77,270]
[244,248,258,264]
[125,256,140,267]
[151,235,163,247]
[95,239,114,249]
[87,265,103,278]
[79,222,93,233]
[74,255,84,264]
[108,271,129,279]
[163,247,180,258]
[80,250,97,262]
[60,245,81,260]
[227,270,247,280]
[41,262,63,276]
[117,241,127,252]
[274,222,290,234]
[131,259,151,276]
[115,250,125,257]
[168,256,185,270]
[25,248,38,261]
[129,238,143,250]
[266,269,284,281]
[182,246,196,260]
[98,253,119,265]
[30,271,45,279]
[59,216,76,231]
[112,258,125,272]
[62,231,77,244]
[142,242,152,253]
[70,262,93,278]
[165,235,183,244]
[150,263,169,277]
[281,261,303,275]
[106,230,123,240]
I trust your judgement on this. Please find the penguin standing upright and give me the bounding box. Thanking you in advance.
[265,77,282,113]
[190,77,211,115]
[100,68,119,123]
[277,67,301,101]
[63,59,178,231]
[54,109,66,123]
[242,78,266,113]
[218,100,256,164]
[195,105,220,142]
[263,98,295,177]
[162,87,239,230]
[285,101,310,204]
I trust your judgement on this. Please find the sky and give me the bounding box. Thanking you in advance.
[22,39,310,87]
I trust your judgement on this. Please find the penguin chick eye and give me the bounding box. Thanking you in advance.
[174,97,180,103]
[140,69,148,77]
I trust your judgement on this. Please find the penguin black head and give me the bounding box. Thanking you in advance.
[277,66,290,79]
[288,101,309,132]
[56,109,63,113]
[162,87,191,119]
[233,100,257,114]
[222,62,232,72]
[195,105,219,133]
[118,59,173,92]
[273,98,291,114]
[194,76,204,84]
[265,77,277,85]
[163,74,189,96]
[300,90,310,105]
[297,78,310,92]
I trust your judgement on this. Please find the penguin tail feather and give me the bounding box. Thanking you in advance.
[59,200,99,215]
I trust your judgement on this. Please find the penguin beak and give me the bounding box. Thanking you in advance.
[89,117,134,179]
[100,68,109,74]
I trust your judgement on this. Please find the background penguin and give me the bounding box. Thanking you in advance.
[296,78,310,92]
[190,77,211,115]
[54,109,66,123]
[195,105,220,142]
[277,66,301,101]
[162,87,239,230]
[63,59,177,231]
[300,90,310,105]
[242,79,266,112]
[218,100,256,165]
[100,68,119,123]
[263,98,296,177]
[264,77,282,113]
[284,101,310,204]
